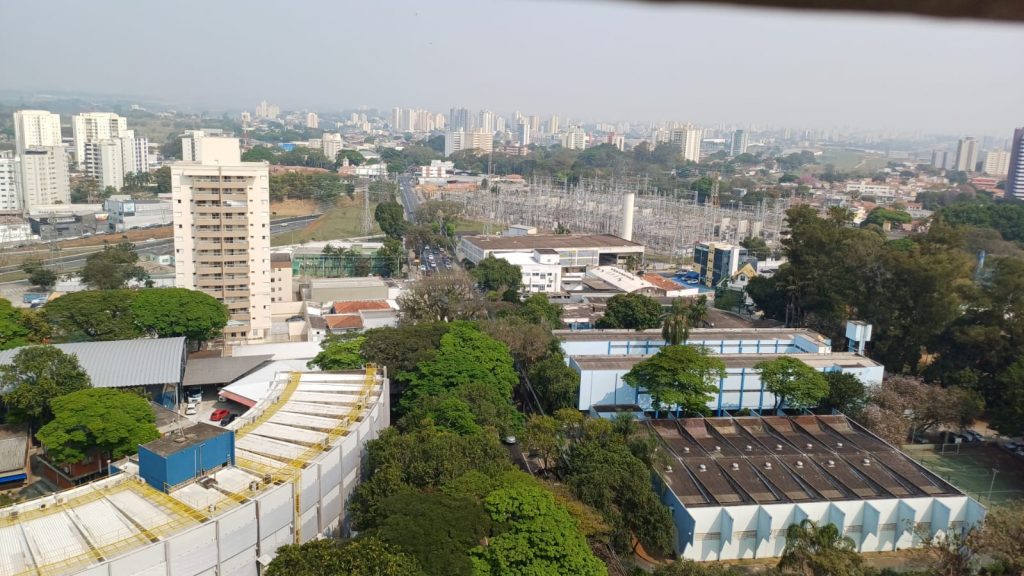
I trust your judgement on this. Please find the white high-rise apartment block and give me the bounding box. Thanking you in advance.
[13,110,62,152]
[517,121,531,147]
[88,139,125,190]
[478,110,495,133]
[0,152,19,212]
[173,136,271,342]
[548,115,560,135]
[255,101,279,119]
[561,126,587,150]
[955,137,980,172]
[730,129,748,156]
[15,147,71,210]
[983,149,1010,177]
[72,112,128,166]
[322,133,343,162]
[444,130,494,156]
[671,125,703,163]
[305,112,319,129]
[119,129,151,175]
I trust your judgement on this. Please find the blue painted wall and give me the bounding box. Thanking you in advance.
[653,472,694,556]
[139,431,235,491]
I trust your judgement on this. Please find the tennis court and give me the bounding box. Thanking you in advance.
[910,445,1024,506]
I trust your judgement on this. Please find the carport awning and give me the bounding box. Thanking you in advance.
[218,389,257,408]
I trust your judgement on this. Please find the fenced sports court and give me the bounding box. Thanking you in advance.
[908,445,1024,506]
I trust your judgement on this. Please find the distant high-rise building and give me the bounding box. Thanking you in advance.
[322,133,343,162]
[449,107,472,132]
[982,149,1011,177]
[1008,127,1024,200]
[607,133,625,152]
[72,112,128,166]
[15,147,70,210]
[444,130,493,156]
[517,121,531,147]
[954,137,980,172]
[478,110,495,133]
[87,139,125,190]
[548,115,560,135]
[13,110,63,153]
[241,111,251,124]
[0,151,19,212]
[305,112,319,129]
[561,126,587,150]
[730,129,748,156]
[528,115,539,134]
[255,101,279,120]
[172,136,271,342]
[118,129,150,176]
[391,107,401,131]
[930,150,948,169]
[670,125,703,163]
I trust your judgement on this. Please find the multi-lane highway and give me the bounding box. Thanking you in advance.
[398,175,420,222]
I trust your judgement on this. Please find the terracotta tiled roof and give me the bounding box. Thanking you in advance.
[331,300,391,314]
[325,315,364,330]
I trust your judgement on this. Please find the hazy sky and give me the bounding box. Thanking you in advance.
[4,0,1022,134]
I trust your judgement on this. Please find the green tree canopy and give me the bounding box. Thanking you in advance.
[375,200,406,239]
[470,483,607,576]
[337,149,366,166]
[308,336,366,370]
[131,288,228,343]
[740,236,771,260]
[22,259,58,291]
[266,537,424,576]
[527,352,580,414]
[360,323,449,379]
[471,255,522,299]
[755,356,828,410]
[820,372,867,416]
[36,388,159,465]
[597,292,663,330]
[503,293,562,329]
[0,298,45,350]
[0,346,91,426]
[42,289,140,342]
[80,242,149,290]
[662,298,694,346]
[623,345,725,416]
[778,519,864,576]
[863,207,912,228]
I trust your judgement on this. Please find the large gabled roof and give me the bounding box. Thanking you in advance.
[0,338,186,389]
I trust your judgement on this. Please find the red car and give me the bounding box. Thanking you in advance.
[210,409,230,422]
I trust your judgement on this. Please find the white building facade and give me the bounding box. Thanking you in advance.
[16,147,71,210]
[0,151,19,212]
[982,149,1010,177]
[13,110,63,152]
[72,112,128,166]
[321,133,343,162]
[671,125,703,163]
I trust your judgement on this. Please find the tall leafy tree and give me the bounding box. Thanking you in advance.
[42,289,140,342]
[755,356,828,411]
[0,298,46,350]
[36,388,160,465]
[740,236,771,260]
[527,352,581,414]
[597,292,663,330]
[375,200,406,239]
[397,271,486,324]
[131,288,228,344]
[662,298,693,345]
[471,255,522,299]
[778,520,864,576]
[622,345,725,416]
[21,259,58,291]
[267,537,424,576]
[0,346,91,427]
[80,242,149,290]
[820,372,867,416]
[470,484,607,576]
[308,336,366,371]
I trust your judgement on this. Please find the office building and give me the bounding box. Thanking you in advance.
[517,121,531,147]
[15,147,71,210]
[982,149,1010,177]
[72,112,128,166]
[954,137,980,172]
[321,132,343,162]
[449,107,472,132]
[562,126,587,150]
[104,195,173,232]
[1009,127,1024,200]
[305,112,319,129]
[478,110,495,133]
[730,129,748,156]
[172,136,272,343]
[444,130,493,156]
[671,125,703,163]
[695,241,749,287]
[0,152,19,212]
[13,110,63,152]
[548,114,560,135]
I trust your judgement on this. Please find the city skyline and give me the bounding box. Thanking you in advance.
[2,0,1022,135]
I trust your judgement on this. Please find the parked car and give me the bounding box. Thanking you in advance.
[185,404,198,416]
[210,409,230,422]
[186,389,202,404]
[502,435,517,445]
[220,413,237,426]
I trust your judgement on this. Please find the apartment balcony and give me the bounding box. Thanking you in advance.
[223,289,251,298]
[229,313,251,322]
[195,229,247,238]
[192,192,249,202]
[196,240,248,251]
[195,205,247,215]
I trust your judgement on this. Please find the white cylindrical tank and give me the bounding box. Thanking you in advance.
[621,192,635,241]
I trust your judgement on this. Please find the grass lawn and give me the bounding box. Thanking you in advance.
[272,193,381,246]
[269,199,320,218]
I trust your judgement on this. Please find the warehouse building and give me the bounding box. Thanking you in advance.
[0,367,389,576]
[457,233,645,273]
[650,416,983,561]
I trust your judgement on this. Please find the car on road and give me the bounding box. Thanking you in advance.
[220,413,237,426]
[210,409,230,422]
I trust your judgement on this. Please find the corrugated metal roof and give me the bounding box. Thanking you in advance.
[0,435,27,476]
[183,355,272,387]
[0,338,186,389]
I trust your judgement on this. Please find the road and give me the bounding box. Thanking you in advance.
[398,175,420,222]
[0,215,319,274]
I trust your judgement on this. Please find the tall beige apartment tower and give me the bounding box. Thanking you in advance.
[171,136,272,343]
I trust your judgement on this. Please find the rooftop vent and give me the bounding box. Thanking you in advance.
[714,446,721,452]
[776,444,783,451]
[731,463,740,471]
[698,464,707,472]
[764,462,772,470]
[837,442,844,448]
[863,458,871,466]
[683,447,690,454]
[795,461,804,468]
[745,445,752,451]
[806,443,813,450]
[665,464,673,473]
[827,460,835,468]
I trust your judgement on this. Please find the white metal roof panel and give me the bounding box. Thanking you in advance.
[235,436,306,461]
[268,412,341,430]
[289,391,359,404]
[0,338,186,389]
[106,490,175,530]
[21,512,91,566]
[69,499,144,548]
[279,403,350,417]
[0,525,33,575]
[250,423,327,446]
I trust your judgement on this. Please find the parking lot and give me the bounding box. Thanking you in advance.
[182,387,248,427]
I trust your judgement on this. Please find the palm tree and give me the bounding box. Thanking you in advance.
[688,295,709,328]
[661,298,692,346]
[778,519,862,576]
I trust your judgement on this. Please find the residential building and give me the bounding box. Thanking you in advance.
[72,112,128,166]
[419,159,454,179]
[562,126,587,150]
[15,147,71,210]
[1009,127,1024,199]
[172,136,272,343]
[12,110,62,153]
[449,107,472,132]
[321,132,343,162]
[270,252,293,303]
[305,112,319,129]
[930,150,948,169]
[694,241,748,287]
[730,129,748,156]
[548,114,560,135]
[119,129,151,175]
[671,125,703,163]
[954,137,980,172]
[607,133,625,151]
[517,121,531,147]
[86,139,125,190]
[444,130,493,156]
[983,149,1011,177]
[0,151,19,212]
[478,110,495,133]
[255,100,279,119]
